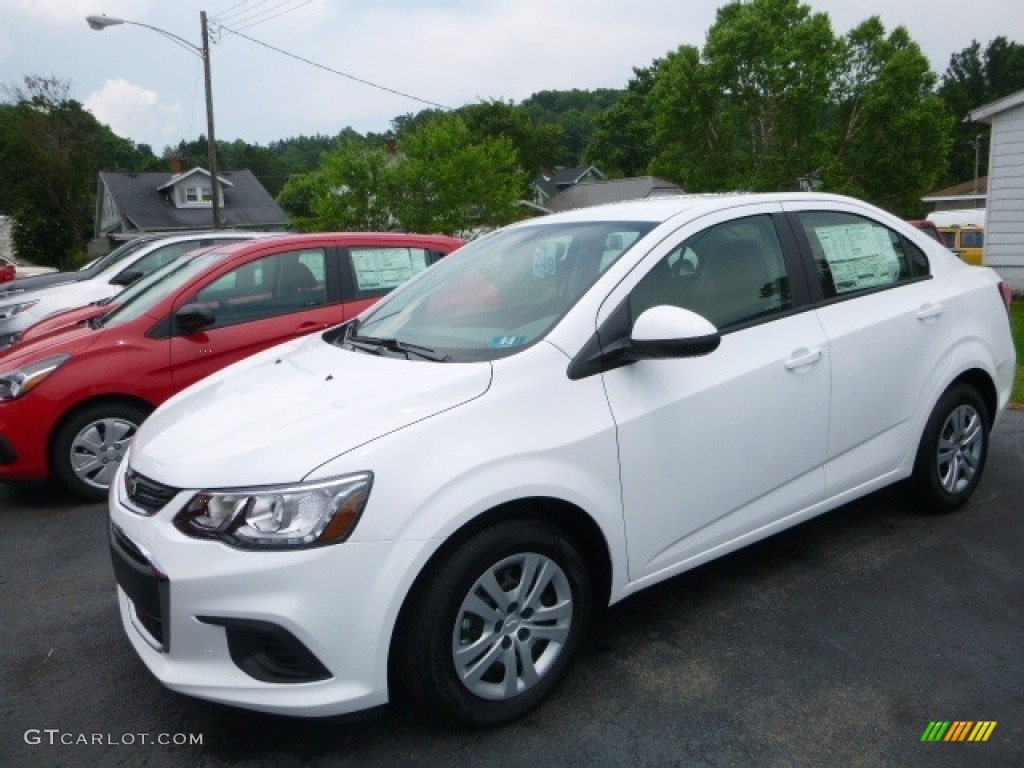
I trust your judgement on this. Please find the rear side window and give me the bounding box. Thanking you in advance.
[348,247,434,297]
[796,212,929,299]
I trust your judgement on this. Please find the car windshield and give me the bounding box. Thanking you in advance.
[99,251,226,329]
[346,220,656,362]
[82,237,155,273]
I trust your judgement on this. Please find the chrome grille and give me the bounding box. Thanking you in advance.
[124,467,179,515]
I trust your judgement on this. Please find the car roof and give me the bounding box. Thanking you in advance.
[198,231,464,255]
[526,192,886,226]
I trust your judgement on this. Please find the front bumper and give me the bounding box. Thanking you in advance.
[108,461,419,717]
[0,400,54,481]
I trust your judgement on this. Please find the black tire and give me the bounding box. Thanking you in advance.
[912,383,990,513]
[51,401,150,500]
[397,518,592,726]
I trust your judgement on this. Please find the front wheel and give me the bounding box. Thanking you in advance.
[398,518,592,726]
[912,383,990,513]
[51,401,150,500]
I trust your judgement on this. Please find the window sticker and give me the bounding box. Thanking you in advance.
[533,246,558,278]
[490,335,527,348]
[352,248,429,291]
[815,223,900,293]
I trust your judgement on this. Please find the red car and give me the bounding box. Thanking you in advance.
[0,232,461,498]
[0,258,15,284]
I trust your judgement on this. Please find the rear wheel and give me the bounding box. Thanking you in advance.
[51,401,150,500]
[398,518,592,726]
[912,383,989,513]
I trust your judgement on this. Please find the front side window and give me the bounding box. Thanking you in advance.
[187,248,328,330]
[797,211,929,299]
[350,221,656,361]
[629,214,791,330]
[101,252,225,329]
[126,241,204,279]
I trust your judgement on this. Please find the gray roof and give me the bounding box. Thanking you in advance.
[545,176,684,213]
[532,166,605,200]
[99,169,288,232]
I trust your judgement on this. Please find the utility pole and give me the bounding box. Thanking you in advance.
[201,11,222,229]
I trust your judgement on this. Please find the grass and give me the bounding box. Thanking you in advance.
[1011,300,1024,407]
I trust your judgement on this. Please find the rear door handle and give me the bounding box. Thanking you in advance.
[297,322,329,332]
[784,347,822,370]
[916,303,944,322]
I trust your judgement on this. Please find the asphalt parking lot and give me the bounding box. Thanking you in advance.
[2,410,1022,768]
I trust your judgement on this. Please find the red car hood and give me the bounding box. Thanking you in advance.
[18,303,113,345]
[0,317,99,366]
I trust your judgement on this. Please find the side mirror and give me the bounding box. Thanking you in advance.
[110,269,143,286]
[175,303,216,333]
[629,306,720,359]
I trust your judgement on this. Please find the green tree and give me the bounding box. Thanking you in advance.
[586,64,660,177]
[0,75,152,267]
[939,37,1024,185]
[824,19,952,215]
[394,115,526,233]
[457,100,564,184]
[279,115,525,235]
[523,89,621,165]
[647,0,840,191]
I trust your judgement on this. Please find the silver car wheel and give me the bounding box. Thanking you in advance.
[69,416,139,490]
[936,403,983,495]
[451,552,574,701]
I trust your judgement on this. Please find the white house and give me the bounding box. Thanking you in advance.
[969,89,1024,292]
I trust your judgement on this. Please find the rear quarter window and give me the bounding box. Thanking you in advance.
[796,211,929,299]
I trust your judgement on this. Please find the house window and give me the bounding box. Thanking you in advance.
[201,187,213,202]
[185,187,199,203]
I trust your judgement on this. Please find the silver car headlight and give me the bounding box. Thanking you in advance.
[0,299,39,320]
[174,473,373,549]
[0,354,70,401]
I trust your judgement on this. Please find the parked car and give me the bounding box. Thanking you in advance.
[14,252,222,347]
[937,225,985,265]
[0,232,461,498]
[0,232,266,347]
[0,236,161,297]
[0,258,13,284]
[1,255,59,279]
[906,219,943,243]
[107,193,1015,725]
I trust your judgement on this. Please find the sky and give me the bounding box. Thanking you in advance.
[0,0,1019,155]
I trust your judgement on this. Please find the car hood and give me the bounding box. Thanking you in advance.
[130,336,493,489]
[0,320,98,365]
[19,304,110,344]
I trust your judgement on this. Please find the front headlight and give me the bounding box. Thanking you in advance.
[0,354,70,401]
[0,299,39,320]
[174,473,373,549]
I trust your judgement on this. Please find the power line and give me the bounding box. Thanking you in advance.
[218,24,452,111]
[215,0,268,24]
[217,0,311,32]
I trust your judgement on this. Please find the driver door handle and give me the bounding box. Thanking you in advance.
[784,347,822,370]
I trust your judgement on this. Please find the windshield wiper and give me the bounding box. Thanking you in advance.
[346,334,450,362]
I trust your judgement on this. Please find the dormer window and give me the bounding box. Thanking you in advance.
[159,168,231,210]
[182,187,213,204]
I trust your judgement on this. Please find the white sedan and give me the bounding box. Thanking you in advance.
[109,193,1015,725]
[0,232,266,347]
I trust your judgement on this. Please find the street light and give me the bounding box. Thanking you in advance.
[86,12,223,229]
